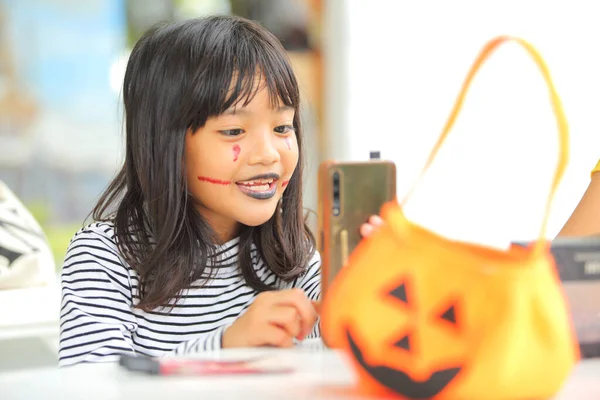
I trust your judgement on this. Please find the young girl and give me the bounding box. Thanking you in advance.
[58,15,325,366]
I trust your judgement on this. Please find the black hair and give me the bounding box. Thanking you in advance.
[93,15,315,311]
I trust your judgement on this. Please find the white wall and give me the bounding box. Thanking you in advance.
[333,0,600,248]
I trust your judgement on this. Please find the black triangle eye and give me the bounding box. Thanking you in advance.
[439,304,457,325]
[388,282,408,304]
[393,334,411,352]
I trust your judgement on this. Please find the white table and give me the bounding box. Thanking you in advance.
[1,339,599,399]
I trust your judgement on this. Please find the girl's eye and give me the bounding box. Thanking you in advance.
[219,129,244,136]
[274,125,294,135]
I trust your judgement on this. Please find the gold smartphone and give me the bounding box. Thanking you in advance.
[318,155,396,296]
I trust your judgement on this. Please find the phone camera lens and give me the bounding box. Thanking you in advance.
[332,172,340,216]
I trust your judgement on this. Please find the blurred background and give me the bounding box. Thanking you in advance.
[2,0,600,371]
[0,0,324,268]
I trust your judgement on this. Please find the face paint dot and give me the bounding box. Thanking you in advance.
[232,145,241,162]
[284,137,292,150]
[282,179,290,187]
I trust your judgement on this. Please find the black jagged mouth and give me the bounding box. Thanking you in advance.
[346,328,462,399]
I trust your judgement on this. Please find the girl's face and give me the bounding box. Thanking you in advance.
[185,84,299,242]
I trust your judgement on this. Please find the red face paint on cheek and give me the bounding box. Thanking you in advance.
[197,176,231,185]
[282,179,290,187]
[232,145,241,162]
[284,137,292,150]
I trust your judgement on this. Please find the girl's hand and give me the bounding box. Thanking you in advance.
[222,288,318,348]
[359,215,384,238]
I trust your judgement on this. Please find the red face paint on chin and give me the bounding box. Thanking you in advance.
[284,137,292,150]
[232,145,241,162]
[197,176,231,185]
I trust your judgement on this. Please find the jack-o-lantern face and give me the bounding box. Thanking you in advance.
[345,279,463,399]
[321,201,578,399]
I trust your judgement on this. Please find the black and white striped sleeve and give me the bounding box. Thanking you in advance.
[168,325,226,356]
[58,225,226,366]
[295,250,321,338]
[58,226,139,366]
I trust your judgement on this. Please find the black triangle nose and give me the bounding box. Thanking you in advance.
[393,334,411,351]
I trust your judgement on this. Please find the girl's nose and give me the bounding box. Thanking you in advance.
[247,131,281,166]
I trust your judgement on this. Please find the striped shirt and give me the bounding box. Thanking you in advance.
[58,222,321,367]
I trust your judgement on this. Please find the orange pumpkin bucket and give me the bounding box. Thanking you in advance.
[321,36,579,400]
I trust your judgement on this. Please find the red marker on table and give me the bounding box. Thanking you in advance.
[119,355,293,376]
